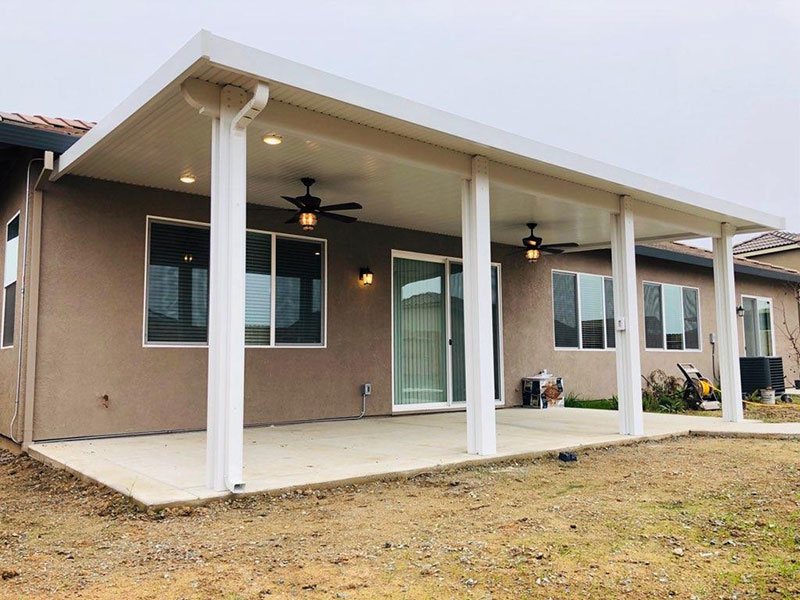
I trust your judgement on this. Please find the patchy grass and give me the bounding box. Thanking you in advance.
[686,402,800,423]
[0,438,798,598]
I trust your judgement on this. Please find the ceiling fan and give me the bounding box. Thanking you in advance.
[281,177,363,231]
[510,222,579,263]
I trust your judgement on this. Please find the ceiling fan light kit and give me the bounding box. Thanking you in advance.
[510,222,580,263]
[280,177,363,232]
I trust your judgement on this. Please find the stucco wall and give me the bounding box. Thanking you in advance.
[0,155,30,440]
[503,248,800,401]
[29,175,800,440]
[743,248,800,272]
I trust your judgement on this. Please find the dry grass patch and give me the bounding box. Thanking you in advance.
[0,437,798,598]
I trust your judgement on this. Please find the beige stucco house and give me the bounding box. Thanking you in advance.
[0,32,795,496]
[734,231,800,271]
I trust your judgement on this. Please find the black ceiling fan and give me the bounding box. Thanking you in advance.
[281,177,362,231]
[510,222,579,262]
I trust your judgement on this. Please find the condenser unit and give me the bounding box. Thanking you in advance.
[739,356,785,395]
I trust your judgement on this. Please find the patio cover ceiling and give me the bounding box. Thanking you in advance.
[52,31,784,248]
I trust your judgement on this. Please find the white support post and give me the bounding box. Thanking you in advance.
[712,223,744,422]
[461,155,497,455]
[610,196,644,436]
[206,83,269,492]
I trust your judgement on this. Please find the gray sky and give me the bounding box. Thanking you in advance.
[2,0,798,238]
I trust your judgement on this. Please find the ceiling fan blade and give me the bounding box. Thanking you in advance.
[318,202,363,212]
[541,247,565,254]
[318,211,357,224]
[281,195,305,209]
[285,211,301,224]
[542,242,579,248]
[505,248,527,257]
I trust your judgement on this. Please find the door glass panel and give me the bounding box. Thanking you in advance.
[757,298,773,355]
[449,263,466,403]
[742,296,758,357]
[663,284,684,350]
[393,258,447,405]
[491,266,501,400]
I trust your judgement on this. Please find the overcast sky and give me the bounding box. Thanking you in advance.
[2,1,798,240]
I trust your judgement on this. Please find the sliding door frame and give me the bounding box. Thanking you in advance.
[391,249,504,413]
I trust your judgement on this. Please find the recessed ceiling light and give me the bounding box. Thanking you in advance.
[262,133,283,145]
[179,174,196,184]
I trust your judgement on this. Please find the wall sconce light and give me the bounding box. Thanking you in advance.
[736,305,745,318]
[525,248,541,263]
[359,267,374,286]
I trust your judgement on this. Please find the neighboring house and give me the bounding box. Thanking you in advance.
[733,231,800,271]
[0,32,793,493]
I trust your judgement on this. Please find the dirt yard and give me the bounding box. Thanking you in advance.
[0,436,798,599]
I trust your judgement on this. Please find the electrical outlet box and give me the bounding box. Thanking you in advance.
[361,382,372,396]
[709,332,717,344]
[615,317,626,331]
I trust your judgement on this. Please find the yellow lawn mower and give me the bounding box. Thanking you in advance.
[677,363,721,411]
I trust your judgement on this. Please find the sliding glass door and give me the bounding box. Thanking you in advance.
[393,253,502,410]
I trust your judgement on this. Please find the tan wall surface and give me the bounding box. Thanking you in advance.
[0,155,30,440]
[503,249,800,401]
[30,176,800,439]
[744,248,800,272]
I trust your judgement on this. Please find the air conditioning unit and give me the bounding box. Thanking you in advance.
[739,356,785,395]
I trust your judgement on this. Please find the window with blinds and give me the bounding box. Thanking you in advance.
[552,271,615,349]
[2,213,19,348]
[145,219,325,346]
[643,282,701,350]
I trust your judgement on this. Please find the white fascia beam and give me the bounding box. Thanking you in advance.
[461,156,497,456]
[712,223,744,422]
[610,196,644,436]
[633,200,723,239]
[185,78,269,492]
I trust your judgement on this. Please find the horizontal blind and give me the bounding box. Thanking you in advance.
[603,277,615,349]
[553,272,579,348]
[682,287,699,350]
[643,283,663,349]
[579,274,605,349]
[245,232,272,345]
[275,237,324,345]
[147,221,209,343]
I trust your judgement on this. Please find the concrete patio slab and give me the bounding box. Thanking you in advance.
[28,408,800,508]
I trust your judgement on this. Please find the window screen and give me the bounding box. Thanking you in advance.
[275,237,324,345]
[663,284,684,350]
[146,221,210,343]
[579,274,605,349]
[604,277,615,349]
[2,281,15,348]
[553,272,579,348]
[245,232,272,345]
[682,287,699,350]
[644,283,663,349]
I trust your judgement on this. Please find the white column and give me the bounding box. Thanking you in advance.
[610,196,644,435]
[207,84,269,492]
[461,155,497,455]
[712,223,744,422]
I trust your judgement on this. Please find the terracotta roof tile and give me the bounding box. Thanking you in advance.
[644,240,800,276]
[0,111,95,138]
[732,231,800,254]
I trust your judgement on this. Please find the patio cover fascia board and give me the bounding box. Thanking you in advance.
[53,30,784,235]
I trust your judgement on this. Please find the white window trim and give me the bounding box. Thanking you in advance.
[642,280,703,352]
[740,294,776,357]
[1,211,21,350]
[551,269,615,352]
[390,249,505,412]
[142,215,328,349]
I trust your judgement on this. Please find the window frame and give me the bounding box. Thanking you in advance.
[642,280,702,352]
[142,215,328,349]
[740,294,775,357]
[551,269,615,352]
[1,211,21,350]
